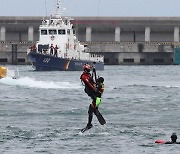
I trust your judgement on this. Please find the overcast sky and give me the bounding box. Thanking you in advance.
[0,0,180,17]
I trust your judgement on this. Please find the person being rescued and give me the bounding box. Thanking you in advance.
[165,133,180,144]
[155,133,180,144]
[80,64,105,129]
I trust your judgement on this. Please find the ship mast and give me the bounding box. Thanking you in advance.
[55,0,61,18]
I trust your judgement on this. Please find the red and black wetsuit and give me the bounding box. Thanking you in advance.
[80,71,97,127]
[80,71,106,127]
[80,72,96,102]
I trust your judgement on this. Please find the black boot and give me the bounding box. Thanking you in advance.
[86,123,93,129]
[81,122,93,133]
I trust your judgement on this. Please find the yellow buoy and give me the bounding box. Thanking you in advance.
[0,66,7,78]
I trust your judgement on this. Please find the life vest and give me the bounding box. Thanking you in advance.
[100,83,104,93]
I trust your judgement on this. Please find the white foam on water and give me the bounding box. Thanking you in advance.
[0,76,81,89]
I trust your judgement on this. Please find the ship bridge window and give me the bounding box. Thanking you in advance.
[49,29,57,35]
[41,30,47,35]
[58,29,66,35]
[67,29,70,35]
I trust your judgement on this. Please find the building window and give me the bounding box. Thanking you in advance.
[153,59,164,63]
[140,59,145,63]
[115,58,118,64]
[18,58,25,63]
[0,58,8,62]
[123,59,134,62]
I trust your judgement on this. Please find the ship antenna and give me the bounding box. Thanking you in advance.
[97,0,101,19]
[55,0,61,18]
[44,0,48,17]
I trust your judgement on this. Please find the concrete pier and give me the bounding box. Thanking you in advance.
[145,27,151,42]
[0,16,180,65]
[174,27,179,42]
[115,27,120,42]
[28,26,34,42]
[86,27,91,42]
[0,26,6,41]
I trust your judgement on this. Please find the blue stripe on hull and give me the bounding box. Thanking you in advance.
[27,52,104,71]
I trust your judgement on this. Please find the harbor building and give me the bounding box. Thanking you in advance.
[0,16,180,65]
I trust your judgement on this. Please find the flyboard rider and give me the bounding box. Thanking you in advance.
[80,64,106,132]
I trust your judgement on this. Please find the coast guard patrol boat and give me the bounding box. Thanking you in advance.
[27,0,104,71]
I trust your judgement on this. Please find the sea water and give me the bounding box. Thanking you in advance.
[1,65,180,154]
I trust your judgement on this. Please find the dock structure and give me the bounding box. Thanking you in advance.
[0,16,180,65]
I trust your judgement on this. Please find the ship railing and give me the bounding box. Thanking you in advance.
[78,51,104,62]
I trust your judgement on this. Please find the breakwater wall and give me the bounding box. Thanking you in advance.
[1,16,180,65]
[0,41,178,65]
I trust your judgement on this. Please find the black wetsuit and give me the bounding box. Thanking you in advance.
[165,134,180,144]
